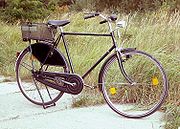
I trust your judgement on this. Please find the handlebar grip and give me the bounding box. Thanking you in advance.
[84,12,99,19]
[100,20,107,24]
[84,14,95,19]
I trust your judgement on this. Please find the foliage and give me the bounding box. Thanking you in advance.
[0,0,50,22]
[0,0,75,22]
[0,0,180,22]
[70,0,180,13]
[0,0,71,22]
[164,104,180,129]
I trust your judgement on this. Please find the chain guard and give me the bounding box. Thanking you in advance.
[33,71,84,95]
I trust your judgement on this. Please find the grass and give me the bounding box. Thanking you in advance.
[0,11,180,129]
[0,21,26,76]
[164,104,180,129]
[71,89,105,108]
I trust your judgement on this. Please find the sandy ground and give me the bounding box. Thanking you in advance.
[0,78,165,129]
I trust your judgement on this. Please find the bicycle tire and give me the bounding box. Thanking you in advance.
[16,47,69,106]
[98,50,168,118]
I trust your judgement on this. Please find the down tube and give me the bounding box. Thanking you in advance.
[82,45,115,79]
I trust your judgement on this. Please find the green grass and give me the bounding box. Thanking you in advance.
[71,89,105,108]
[0,21,26,76]
[0,11,179,129]
[164,104,180,129]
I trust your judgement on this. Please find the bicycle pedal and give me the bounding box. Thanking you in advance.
[43,103,56,109]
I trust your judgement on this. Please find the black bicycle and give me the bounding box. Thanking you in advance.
[16,13,168,118]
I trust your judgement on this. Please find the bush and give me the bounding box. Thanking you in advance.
[0,0,75,22]
[1,0,51,22]
[1,0,179,22]
[70,0,180,13]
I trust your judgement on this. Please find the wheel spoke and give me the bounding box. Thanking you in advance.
[20,61,35,71]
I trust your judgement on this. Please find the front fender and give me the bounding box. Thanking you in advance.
[120,48,136,54]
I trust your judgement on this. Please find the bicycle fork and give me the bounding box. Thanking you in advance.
[116,48,135,85]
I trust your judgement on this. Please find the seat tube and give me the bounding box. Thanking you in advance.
[60,27,75,73]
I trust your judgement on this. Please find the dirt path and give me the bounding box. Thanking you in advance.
[0,80,165,129]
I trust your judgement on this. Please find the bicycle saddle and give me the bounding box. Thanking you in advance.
[48,20,70,27]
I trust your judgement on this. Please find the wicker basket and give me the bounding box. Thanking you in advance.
[21,23,56,42]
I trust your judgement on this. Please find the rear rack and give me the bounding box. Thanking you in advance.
[21,23,57,42]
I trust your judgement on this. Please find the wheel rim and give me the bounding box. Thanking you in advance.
[101,52,168,118]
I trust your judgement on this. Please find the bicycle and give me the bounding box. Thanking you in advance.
[16,12,168,118]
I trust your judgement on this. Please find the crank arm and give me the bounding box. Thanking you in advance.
[61,80,76,86]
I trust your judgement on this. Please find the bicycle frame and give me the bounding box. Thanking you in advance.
[16,13,168,115]
[55,30,117,79]
[32,14,134,86]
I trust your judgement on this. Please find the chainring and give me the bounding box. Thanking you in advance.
[66,75,84,95]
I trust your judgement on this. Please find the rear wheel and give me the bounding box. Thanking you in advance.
[16,47,69,106]
[99,50,168,118]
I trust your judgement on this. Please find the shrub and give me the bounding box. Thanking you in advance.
[1,0,50,22]
[70,0,180,13]
[0,0,75,22]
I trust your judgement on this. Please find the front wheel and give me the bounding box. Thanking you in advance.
[99,50,168,118]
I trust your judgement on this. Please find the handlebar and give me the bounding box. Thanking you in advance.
[84,12,99,19]
[99,20,107,24]
[84,12,117,24]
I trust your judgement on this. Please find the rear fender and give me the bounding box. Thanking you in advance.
[28,43,68,67]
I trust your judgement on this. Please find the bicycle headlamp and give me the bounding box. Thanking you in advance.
[117,20,126,28]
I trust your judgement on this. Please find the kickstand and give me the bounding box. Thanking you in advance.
[33,78,56,109]
[43,102,56,109]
